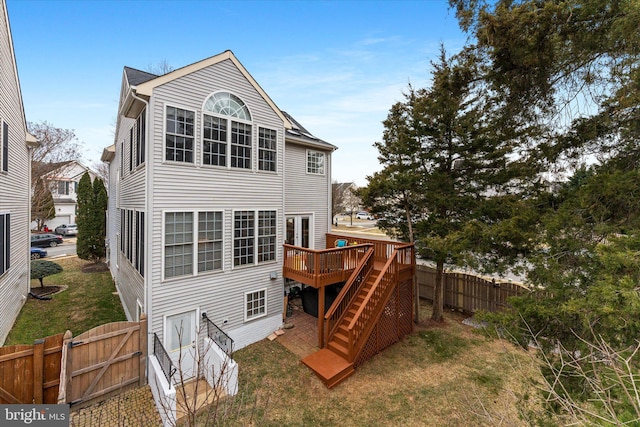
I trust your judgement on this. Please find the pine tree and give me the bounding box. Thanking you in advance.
[363,47,540,322]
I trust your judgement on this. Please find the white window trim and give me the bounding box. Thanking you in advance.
[162,209,226,282]
[231,209,279,270]
[306,149,326,176]
[257,125,278,173]
[163,103,197,165]
[196,210,225,276]
[0,210,9,276]
[244,288,267,322]
[200,91,254,171]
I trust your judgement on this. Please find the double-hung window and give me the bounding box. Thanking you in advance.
[258,211,277,262]
[307,150,325,175]
[57,181,70,196]
[0,213,9,275]
[202,92,253,170]
[233,211,254,266]
[165,106,195,163]
[258,127,277,172]
[203,116,227,166]
[136,109,146,166]
[198,211,223,272]
[164,212,194,278]
[233,210,277,267]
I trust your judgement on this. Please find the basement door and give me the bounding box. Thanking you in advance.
[165,310,198,382]
[286,215,311,248]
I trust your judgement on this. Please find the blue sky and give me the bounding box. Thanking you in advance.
[7,0,467,186]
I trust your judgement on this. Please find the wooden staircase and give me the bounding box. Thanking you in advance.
[301,271,379,388]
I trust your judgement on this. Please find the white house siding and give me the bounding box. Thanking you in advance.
[133,59,287,348]
[0,0,31,345]
[284,143,332,249]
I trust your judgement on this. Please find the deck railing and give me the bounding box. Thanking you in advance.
[202,313,234,358]
[283,244,371,288]
[326,234,403,264]
[346,244,415,362]
[323,246,375,346]
[153,332,176,387]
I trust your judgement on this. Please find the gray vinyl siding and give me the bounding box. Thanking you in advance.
[284,143,332,249]
[0,0,31,345]
[105,152,119,274]
[111,110,146,321]
[144,59,287,345]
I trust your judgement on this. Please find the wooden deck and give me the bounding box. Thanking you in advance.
[282,234,415,388]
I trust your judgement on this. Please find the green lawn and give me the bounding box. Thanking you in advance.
[4,256,126,346]
[206,302,545,427]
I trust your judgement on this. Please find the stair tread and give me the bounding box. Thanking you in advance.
[302,349,353,381]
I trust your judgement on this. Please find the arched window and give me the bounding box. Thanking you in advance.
[204,92,251,121]
[202,92,252,169]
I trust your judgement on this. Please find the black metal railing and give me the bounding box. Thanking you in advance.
[153,332,176,387]
[202,313,234,357]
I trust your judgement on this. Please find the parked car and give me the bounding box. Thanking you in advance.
[30,247,48,259]
[31,233,63,248]
[55,224,77,236]
[355,212,374,220]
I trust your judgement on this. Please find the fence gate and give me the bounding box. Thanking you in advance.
[58,315,147,408]
[0,333,64,404]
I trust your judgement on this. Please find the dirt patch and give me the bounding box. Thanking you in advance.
[30,285,66,298]
[82,262,109,273]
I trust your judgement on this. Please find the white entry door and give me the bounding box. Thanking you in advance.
[286,215,312,248]
[165,310,197,382]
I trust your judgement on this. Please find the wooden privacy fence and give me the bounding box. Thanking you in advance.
[58,314,147,408]
[416,264,529,313]
[0,333,64,404]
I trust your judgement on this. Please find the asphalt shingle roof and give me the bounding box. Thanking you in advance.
[124,67,158,86]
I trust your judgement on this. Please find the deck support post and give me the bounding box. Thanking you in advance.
[318,286,325,348]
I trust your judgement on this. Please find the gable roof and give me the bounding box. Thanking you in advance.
[36,160,97,181]
[125,50,292,130]
[124,67,157,86]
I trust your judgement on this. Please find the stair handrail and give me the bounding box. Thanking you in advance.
[346,244,414,362]
[323,245,375,344]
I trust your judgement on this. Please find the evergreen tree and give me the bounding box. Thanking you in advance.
[76,172,93,261]
[451,1,640,418]
[91,178,108,261]
[30,260,63,288]
[363,48,540,322]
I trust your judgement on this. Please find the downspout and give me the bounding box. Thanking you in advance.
[130,88,152,360]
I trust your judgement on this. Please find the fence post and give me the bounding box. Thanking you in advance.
[33,338,45,404]
[57,330,73,404]
[139,314,148,386]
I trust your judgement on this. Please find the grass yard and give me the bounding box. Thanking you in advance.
[211,301,544,427]
[5,256,126,345]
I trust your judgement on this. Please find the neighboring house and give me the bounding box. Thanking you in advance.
[0,0,39,345]
[33,160,98,230]
[102,50,336,395]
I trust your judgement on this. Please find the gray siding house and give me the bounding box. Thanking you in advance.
[102,50,335,381]
[0,0,38,345]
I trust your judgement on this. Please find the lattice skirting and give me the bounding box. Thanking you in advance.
[354,279,413,368]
